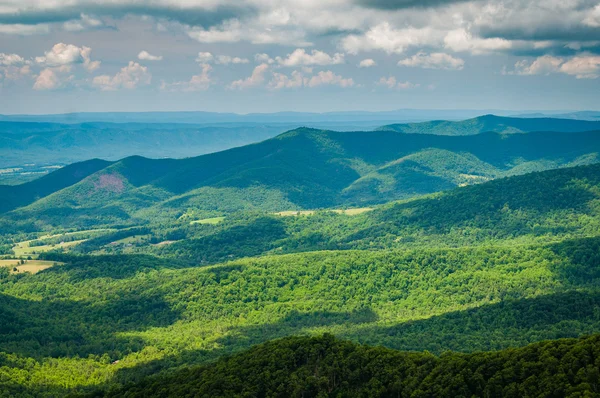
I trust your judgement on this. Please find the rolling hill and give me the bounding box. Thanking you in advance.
[2,162,600,396]
[3,126,600,229]
[102,333,600,398]
[378,114,600,135]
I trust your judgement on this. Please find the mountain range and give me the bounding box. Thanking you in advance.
[2,116,600,229]
[2,114,600,396]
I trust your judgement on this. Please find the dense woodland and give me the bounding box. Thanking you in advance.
[99,333,600,398]
[1,119,600,396]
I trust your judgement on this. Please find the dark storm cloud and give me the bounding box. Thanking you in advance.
[0,3,257,27]
[354,0,475,10]
[478,25,600,43]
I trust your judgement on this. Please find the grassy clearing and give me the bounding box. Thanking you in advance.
[0,259,63,274]
[13,240,87,258]
[190,217,225,225]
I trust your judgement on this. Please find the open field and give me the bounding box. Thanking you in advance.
[13,239,87,258]
[190,216,225,225]
[0,259,63,274]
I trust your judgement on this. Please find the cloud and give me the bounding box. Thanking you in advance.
[138,51,163,61]
[228,63,269,90]
[354,0,474,10]
[559,55,600,79]
[62,14,104,32]
[513,55,564,75]
[92,61,151,90]
[511,54,600,79]
[186,18,311,46]
[161,63,213,91]
[398,51,464,70]
[196,52,214,64]
[306,71,355,88]
[275,49,344,67]
[255,53,275,64]
[444,29,512,54]
[33,68,72,90]
[584,5,600,28]
[215,55,249,65]
[194,52,248,65]
[341,22,440,54]
[377,76,419,89]
[0,23,49,35]
[36,43,100,72]
[358,59,376,68]
[0,2,256,30]
[0,53,27,66]
[268,70,305,90]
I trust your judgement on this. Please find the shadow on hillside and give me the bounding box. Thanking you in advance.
[93,307,379,391]
[160,216,288,265]
[80,289,600,396]
[0,288,179,360]
[547,236,600,286]
[40,253,188,281]
[340,290,600,355]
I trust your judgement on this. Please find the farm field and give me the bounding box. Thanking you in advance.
[0,259,62,274]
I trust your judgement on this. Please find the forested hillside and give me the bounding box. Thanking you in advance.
[99,333,600,398]
[2,127,600,230]
[2,122,600,397]
[379,114,600,135]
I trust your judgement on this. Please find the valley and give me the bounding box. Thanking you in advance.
[1,115,600,397]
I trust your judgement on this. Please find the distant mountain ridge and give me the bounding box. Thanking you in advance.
[3,126,600,228]
[0,109,528,124]
[378,115,600,135]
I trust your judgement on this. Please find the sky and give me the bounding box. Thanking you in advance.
[0,0,599,114]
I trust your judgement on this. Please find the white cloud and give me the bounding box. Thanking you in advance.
[306,71,354,88]
[186,19,311,46]
[444,29,512,55]
[559,55,600,79]
[0,64,32,83]
[161,63,213,91]
[215,55,249,65]
[33,68,71,90]
[62,14,104,32]
[138,50,163,61]
[92,61,151,90]
[398,52,464,70]
[268,70,305,90]
[228,63,269,90]
[36,43,100,72]
[358,59,376,68]
[195,52,248,65]
[511,54,600,79]
[513,55,563,75]
[275,49,344,67]
[583,4,600,27]
[341,22,440,55]
[0,53,27,66]
[377,76,419,90]
[255,53,275,64]
[0,23,49,35]
[196,52,214,64]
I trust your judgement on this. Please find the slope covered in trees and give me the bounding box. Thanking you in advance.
[99,333,600,398]
[3,127,600,229]
[378,114,600,135]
